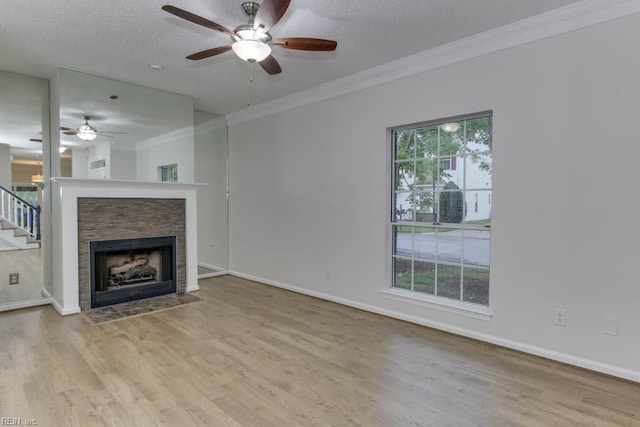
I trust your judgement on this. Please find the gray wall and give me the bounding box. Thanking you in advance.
[195,111,228,271]
[228,12,640,380]
[0,144,13,188]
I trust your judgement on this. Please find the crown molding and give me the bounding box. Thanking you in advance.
[227,0,640,126]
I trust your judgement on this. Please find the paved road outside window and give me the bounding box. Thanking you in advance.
[395,230,490,266]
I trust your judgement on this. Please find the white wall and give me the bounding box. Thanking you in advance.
[228,12,640,380]
[136,126,195,182]
[71,147,89,178]
[0,144,11,189]
[110,148,136,180]
[194,111,228,271]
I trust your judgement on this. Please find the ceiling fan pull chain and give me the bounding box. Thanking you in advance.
[247,62,254,106]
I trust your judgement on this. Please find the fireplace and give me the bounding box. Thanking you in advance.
[90,236,177,308]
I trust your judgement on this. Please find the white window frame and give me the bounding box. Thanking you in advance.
[384,112,493,317]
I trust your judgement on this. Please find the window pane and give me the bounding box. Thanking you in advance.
[439,131,461,157]
[394,227,413,257]
[395,129,415,160]
[437,230,462,264]
[394,193,413,222]
[466,116,492,152]
[414,260,435,295]
[463,229,491,267]
[394,161,413,192]
[413,226,437,261]
[393,257,412,290]
[464,151,492,182]
[463,190,492,226]
[416,126,438,159]
[437,263,461,300]
[439,185,464,224]
[463,266,490,305]
[414,191,436,223]
[414,159,437,186]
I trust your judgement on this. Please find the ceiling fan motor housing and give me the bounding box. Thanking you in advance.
[241,1,260,18]
[231,24,272,44]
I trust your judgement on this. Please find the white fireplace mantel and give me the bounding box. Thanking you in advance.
[50,178,205,315]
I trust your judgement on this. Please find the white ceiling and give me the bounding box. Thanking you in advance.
[1,0,585,117]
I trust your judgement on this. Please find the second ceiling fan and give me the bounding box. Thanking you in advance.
[162,0,337,75]
[61,116,127,141]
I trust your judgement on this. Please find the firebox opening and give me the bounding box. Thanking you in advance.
[90,236,177,308]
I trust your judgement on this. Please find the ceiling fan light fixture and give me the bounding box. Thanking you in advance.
[232,39,271,62]
[76,123,98,141]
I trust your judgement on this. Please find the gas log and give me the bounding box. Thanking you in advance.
[108,257,157,287]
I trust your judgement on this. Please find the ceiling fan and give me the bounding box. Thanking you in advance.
[162,0,337,75]
[60,116,127,141]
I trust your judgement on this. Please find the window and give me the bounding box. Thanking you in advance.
[440,158,451,170]
[391,112,492,306]
[14,186,38,205]
[158,164,178,182]
[439,156,456,171]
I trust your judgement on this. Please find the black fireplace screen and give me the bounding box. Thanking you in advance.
[90,236,177,308]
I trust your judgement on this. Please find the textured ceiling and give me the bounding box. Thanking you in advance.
[1,0,585,117]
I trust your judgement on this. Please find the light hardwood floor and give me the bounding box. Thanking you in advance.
[1,275,639,426]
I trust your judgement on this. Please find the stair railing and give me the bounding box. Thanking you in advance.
[0,185,41,241]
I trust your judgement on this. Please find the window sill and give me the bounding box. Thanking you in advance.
[380,288,493,321]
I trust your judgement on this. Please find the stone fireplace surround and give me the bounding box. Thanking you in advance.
[78,198,185,311]
[50,178,203,315]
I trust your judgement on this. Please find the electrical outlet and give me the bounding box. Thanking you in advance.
[325,267,332,279]
[9,273,19,285]
[603,316,618,336]
[554,308,567,326]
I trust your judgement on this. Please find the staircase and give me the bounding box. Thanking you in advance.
[0,186,41,250]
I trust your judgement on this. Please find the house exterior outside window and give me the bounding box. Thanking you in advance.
[391,112,492,306]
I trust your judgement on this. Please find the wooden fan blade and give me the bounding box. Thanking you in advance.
[187,45,232,60]
[259,55,282,75]
[254,0,291,30]
[162,5,233,35]
[60,126,74,131]
[30,138,42,142]
[275,38,337,51]
[63,131,78,136]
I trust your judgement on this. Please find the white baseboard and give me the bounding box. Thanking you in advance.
[50,297,80,316]
[198,262,227,272]
[198,271,229,279]
[229,271,640,384]
[0,297,52,313]
[41,287,51,298]
[198,262,230,279]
